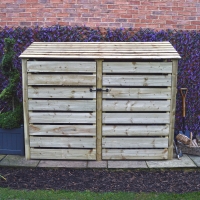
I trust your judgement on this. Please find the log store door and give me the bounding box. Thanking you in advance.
[101,61,172,160]
[28,61,97,160]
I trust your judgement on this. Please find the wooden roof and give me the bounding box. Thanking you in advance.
[19,42,181,59]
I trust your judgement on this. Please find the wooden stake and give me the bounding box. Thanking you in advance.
[168,60,178,159]
[96,60,103,161]
[22,59,30,159]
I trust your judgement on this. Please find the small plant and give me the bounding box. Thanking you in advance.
[0,38,23,129]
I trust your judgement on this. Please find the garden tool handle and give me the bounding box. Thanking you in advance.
[180,88,188,117]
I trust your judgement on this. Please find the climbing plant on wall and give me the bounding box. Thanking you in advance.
[0,38,23,129]
[0,26,199,134]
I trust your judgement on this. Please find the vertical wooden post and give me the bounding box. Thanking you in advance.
[22,59,30,159]
[96,60,103,161]
[168,60,178,159]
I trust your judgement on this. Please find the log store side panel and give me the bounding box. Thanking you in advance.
[20,42,180,160]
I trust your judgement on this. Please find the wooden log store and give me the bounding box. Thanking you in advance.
[20,42,181,160]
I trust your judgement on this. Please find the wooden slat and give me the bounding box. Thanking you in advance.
[29,125,96,136]
[29,112,96,123]
[102,138,168,148]
[28,41,172,44]
[103,75,171,86]
[26,49,177,52]
[103,62,172,73]
[29,100,96,111]
[103,88,171,99]
[28,74,96,86]
[30,148,96,160]
[27,61,96,72]
[22,59,30,160]
[102,149,168,160]
[21,55,181,59]
[28,87,96,99]
[30,136,96,148]
[102,125,169,136]
[26,50,177,56]
[103,113,170,124]
[21,54,181,59]
[103,100,170,111]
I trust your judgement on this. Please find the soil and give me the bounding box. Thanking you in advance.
[0,167,200,193]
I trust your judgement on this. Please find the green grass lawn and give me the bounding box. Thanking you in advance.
[0,188,200,200]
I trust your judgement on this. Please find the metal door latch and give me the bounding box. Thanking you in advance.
[90,88,109,92]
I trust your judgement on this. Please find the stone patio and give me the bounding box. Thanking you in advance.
[0,154,199,168]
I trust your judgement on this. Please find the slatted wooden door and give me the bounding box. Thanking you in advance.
[101,62,172,160]
[27,61,97,160]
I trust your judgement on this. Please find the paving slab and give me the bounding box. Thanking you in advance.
[188,155,200,167]
[88,161,107,168]
[108,161,148,168]
[38,160,87,168]
[147,154,197,168]
[0,155,39,167]
[0,155,6,161]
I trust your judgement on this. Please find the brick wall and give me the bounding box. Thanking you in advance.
[0,0,200,30]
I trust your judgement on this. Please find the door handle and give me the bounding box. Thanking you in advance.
[90,88,109,92]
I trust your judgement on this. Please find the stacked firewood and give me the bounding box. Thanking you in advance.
[176,132,199,147]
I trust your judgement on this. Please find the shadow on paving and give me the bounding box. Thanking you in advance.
[0,167,200,193]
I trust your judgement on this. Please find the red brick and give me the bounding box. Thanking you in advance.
[19,12,31,17]
[6,22,18,26]
[115,18,127,22]
[89,18,101,22]
[20,21,31,26]
[171,7,184,11]
[6,3,19,8]
[26,0,38,3]
[1,17,12,22]
[82,13,94,17]
[57,13,70,17]
[120,14,132,18]
[0,13,6,17]
[185,25,197,29]
[6,12,19,17]
[146,15,158,20]
[141,19,153,24]
[50,0,63,3]
[19,3,32,8]
[159,15,172,20]
[0,0,199,30]
[191,21,200,25]
[102,18,115,22]
[127,19,140,23]
[107,5,120,9]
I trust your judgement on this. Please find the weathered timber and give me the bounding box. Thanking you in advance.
[30,136,96,148]
[29,125,96,136]
[102,125,169,136]
[30,148,96,160]
[103,62,172,73]
[102,137,168,148]
[102,149,168,160]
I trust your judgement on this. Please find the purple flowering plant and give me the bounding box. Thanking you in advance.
[0,26,199,134]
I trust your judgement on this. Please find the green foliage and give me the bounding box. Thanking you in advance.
[0,188,199,200]
[0,38,23,129]
[0,70,20,101]
[0,104,23,129]
[1,38,15,77]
